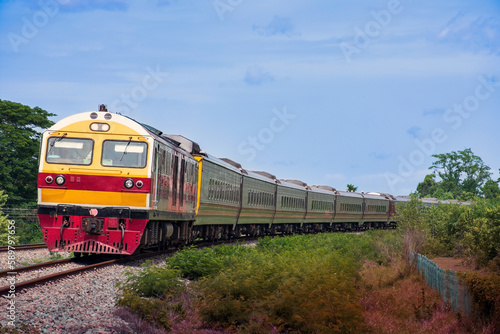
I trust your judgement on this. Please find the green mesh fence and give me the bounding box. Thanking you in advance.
[416,253,472,315]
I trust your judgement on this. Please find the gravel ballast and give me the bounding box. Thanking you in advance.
[0,255,168,333]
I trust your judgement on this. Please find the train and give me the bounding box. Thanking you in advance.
[37,105,401,255]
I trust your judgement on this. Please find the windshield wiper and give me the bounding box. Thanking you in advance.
[47,133,67,155]
[119,137,133,161]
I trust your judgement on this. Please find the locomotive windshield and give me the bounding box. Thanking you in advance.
[101,140,148,168]
[46,137,94,165]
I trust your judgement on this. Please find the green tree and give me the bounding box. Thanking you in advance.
[0,190,19,245]
[0,100,55,207]
[482,179,500,200]
[428,148,492,199]
[432,188,454,200]
[416,174,438,197]
[347,184,357,192]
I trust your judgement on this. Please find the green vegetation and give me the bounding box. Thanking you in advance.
[0,206,43,245]
[397,197,500,330]
[14,220,43,245]
[0,99,55,208]
[0,190,19,245]
[397,197,500,269]
[346,183,358,192]
[417,148,500,201]
[193,235,371,333]
[117,218,499,333]
[0,100,53,245]
[116,261,187,331]
[116,232,429,333]
[459,272,500,327]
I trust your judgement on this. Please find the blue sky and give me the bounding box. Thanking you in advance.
[1,0,499,196]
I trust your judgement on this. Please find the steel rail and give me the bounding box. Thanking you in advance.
[0,243,46,252]
[0,258,74,278]
[0,237,259,295]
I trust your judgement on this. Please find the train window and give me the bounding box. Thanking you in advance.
[46,137,94,165]
[102,140,147,168]
[208,179,214,199]
[159,150,166,174]
[166,152,172,175]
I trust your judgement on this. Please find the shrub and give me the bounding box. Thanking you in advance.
[459,272,500,325]
[117,292,172,331]
[166,244,250,279]
[116,261,187,331]
[196,235,366,333]
[117,261,184,299]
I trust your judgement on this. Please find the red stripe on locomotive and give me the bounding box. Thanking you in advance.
[38,173,151,193]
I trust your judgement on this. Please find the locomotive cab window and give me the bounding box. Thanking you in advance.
[46,137,94,165]
[102,140,148,168]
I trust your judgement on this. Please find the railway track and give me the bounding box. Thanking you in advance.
[0,243,46,252]
[0,237,260,295]
[0,249,178,295]
[0,257,74,278]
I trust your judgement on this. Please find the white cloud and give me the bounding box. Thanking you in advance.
[252,15,300,38]
[244,65,275,85]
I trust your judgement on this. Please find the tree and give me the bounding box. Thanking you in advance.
[416,174,438,197]
[0,100,55,207]
[0,190,18,245]
[429,148,492,198]
[482,179,500,200]
[346,184,357,192]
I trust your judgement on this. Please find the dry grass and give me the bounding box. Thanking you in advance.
[360,261,484,334]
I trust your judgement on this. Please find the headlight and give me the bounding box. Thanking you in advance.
[136,180,144,188]
[124,178,134,189]
[55,175,65,185]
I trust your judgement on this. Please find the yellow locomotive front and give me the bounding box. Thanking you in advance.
[37,106,153,255]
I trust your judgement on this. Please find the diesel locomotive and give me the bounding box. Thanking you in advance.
[37,105,397,255]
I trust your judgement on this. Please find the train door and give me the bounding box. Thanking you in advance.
[152,146,169,211]
[152,146,160,210]
[389,201,396,217]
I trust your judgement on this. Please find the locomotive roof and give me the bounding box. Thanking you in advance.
[47,111,151,137]
[162,134,203,155]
